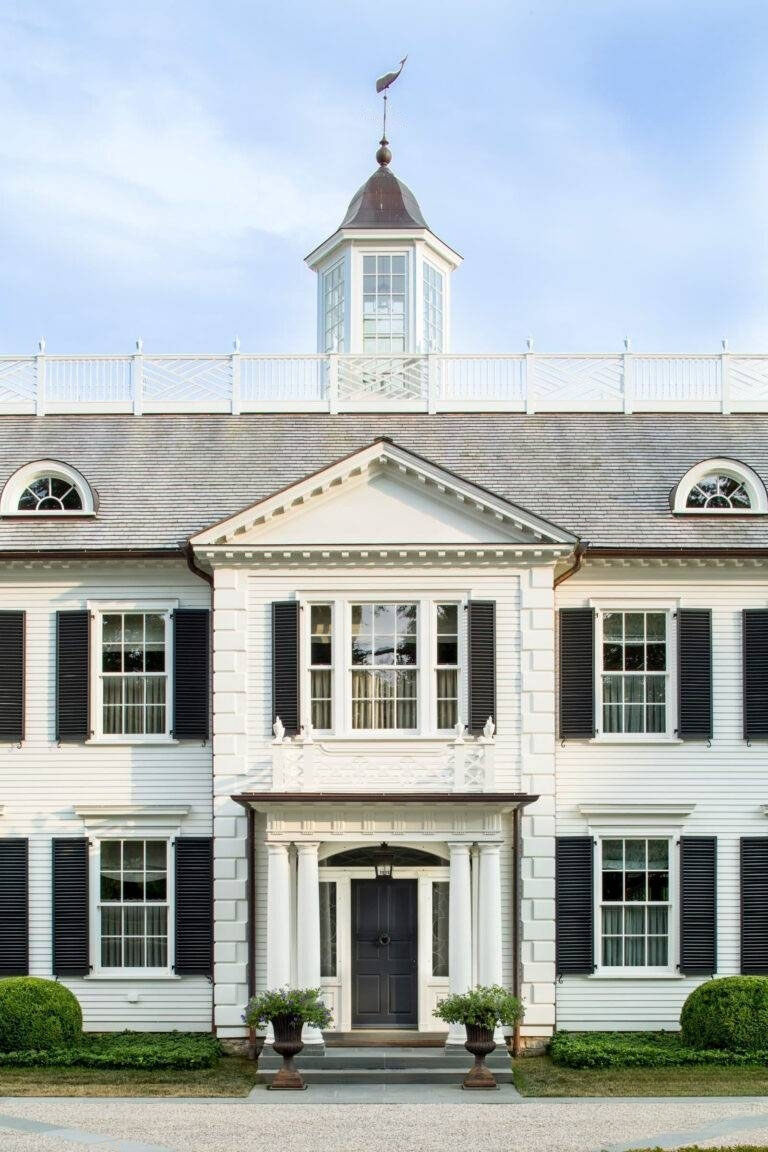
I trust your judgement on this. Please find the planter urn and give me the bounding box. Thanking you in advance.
[268,1016,306,1090]
[462,1023,498,1089]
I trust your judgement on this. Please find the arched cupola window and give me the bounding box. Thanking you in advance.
[671,459,767,515]
[1,460,95,517]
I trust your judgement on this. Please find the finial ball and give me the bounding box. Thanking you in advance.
[376,138,392,167]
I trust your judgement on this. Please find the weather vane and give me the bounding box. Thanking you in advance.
[375,56,407,157]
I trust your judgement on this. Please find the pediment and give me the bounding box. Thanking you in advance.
[190,440,575,554]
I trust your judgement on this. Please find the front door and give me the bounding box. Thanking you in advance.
[351,879,418,1028]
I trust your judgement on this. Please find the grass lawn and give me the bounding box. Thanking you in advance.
[513,1055,768,1097]
[0,1055,260,1097]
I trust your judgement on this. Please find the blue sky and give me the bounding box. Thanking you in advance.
[1,0,767,354]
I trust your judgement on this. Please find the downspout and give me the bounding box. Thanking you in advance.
[553,540,587,587]
[511,804,523,1057]
[185,541,213,586]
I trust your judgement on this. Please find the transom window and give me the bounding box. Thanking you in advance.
[601,837,670,968]
[18,475,83,512]
[423,262,444,352]
[99,839,169,969]
[601,611,667,735]
[363,253,407,353]
[686,473,751,510]
[101,612,168,736]
[323,261,345,353]
[351,602,417,730]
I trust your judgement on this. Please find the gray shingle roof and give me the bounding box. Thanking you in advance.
[1,413,767,553]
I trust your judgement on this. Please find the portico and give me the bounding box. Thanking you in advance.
[234,792,536,1049]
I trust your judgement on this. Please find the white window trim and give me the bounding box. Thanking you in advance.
[322,257,346,354]
[300,593,467,739]
[1,459,95,517]
[87,600,177,745]
[351,246,411,354]
[89,835,176,979]
[671,458,768,515]
[591,599,679,743]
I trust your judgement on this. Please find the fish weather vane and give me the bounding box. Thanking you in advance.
[375,56,407,147]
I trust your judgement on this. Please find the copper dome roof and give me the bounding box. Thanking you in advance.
[339,164,428,230]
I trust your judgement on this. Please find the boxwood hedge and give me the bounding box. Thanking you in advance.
[0,1031,222,1070]
[0,977,82,1054]
[680,977,768,1053]
[549,1031,768,1069]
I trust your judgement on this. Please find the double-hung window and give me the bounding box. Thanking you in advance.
[436,604,459,729]
[600,610,669,735]
[351,602,418,730]
[99,839,169,970]
[600,837,670,969]
[310,604,333,731]
[99,611,170,738]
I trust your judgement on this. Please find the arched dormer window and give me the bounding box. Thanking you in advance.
[671,459,767,515]
[1,460,95,517]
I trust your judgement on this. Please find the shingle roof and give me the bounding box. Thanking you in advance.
[0,413,767,553]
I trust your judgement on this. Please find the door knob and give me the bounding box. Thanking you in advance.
[377,933,391,946]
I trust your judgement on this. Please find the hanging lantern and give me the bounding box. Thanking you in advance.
[373,841,394,881]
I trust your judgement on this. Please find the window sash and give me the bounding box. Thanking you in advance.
[323,261,345,353]
[96,610,171,739]
[598,837,672,971]
[349,602,419,732]
[423,262,444,353]
[98,839,170,972]
[362,252,408,354]
[432,881,449,976]
[596,608,674,737]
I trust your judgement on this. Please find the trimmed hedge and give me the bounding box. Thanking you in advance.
[680,977,768,1053]
[549,1031,768,1069]
[0,1031,222,1070]
[0,977,82,1054]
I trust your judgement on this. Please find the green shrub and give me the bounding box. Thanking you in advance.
[0,1031,221,1069]
[0,977,82,1054]
[680,977,768,1052]
[435,985,523,1031]
[549,1031,768,1069]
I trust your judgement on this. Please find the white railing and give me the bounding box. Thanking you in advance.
[2,349,767,414]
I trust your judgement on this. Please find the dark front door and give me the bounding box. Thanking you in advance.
[352,879,418,1028]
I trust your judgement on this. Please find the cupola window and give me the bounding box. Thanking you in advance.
[323,260,345,353]
[363,254,407,353]
[423,261,444,352]
[671,459,767,515]
[1,460,95,516]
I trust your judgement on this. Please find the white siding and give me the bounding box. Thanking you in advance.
[556,561,768,1031]
[0,561,213,1032]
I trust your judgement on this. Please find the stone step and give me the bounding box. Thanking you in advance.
[259,1045,512,1074]
[261,1066,515,1086]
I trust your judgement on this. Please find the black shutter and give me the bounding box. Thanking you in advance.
[0,611,24,743]
[272,601,300,736]
[0,839,29,975]
[679,836,717,975]
[173,609,211,740]
[555,837,594,975]
[678,610,712,740]
[52,838,89,976]
[743,610,768,741]
[56,611,90,742]
[559,609,595,739]
[741,837,768,974]
[467,600,496,735]
[174,837,213,976]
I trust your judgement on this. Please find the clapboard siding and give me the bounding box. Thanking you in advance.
[556,563,768,1030]
[0,561,212,1032]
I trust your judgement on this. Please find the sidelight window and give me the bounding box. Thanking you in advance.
[432,881,449,977]
[320,881,337,978]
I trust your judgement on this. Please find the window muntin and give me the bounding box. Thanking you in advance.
[323,261,345,353]
[601,837,670,968]
[601,611,667,735]
[320,881,337,978]
[686,473,751,510]
[101,612,168,736]
[436,604,459,729]
[99,839,169,969]
[362,254,407,353]
[423,262,444,353]
[310,604,333,731]
[17,475,83,512]
[350,602,418,730]
[432,880,449,976]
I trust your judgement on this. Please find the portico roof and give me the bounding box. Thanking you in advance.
[232,791,538,810]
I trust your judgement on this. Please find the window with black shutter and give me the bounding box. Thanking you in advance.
[56,611,90,742]
[678,610,712,741]
[679,836,717,974]
[272,601,300,736]
[559,609,595,739]
[173,609,211,740]
[0,838,28,975]
[741,837,768,974]
[467,600,496,735]
[0,611,24,743]
[555,837,594,975]
[52,838,90,976]
[174,837,213,976]
[743,610,768,741]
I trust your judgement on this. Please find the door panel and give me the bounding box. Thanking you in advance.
[352,879,418,1028]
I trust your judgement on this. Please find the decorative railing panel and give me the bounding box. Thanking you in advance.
[3,350,768,414]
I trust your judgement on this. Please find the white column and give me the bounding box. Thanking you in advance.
[296,841,323,1045]
[266,842,291,989]
[447,841,473,1046]
[477,842,503,987]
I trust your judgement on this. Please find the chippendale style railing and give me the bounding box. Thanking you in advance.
[2,346,768,414]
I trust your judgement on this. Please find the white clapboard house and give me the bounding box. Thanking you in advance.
[1,136,767,1056]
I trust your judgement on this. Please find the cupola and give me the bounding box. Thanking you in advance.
[305,140,462,355]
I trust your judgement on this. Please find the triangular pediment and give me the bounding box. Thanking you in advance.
[190,440,575,553]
